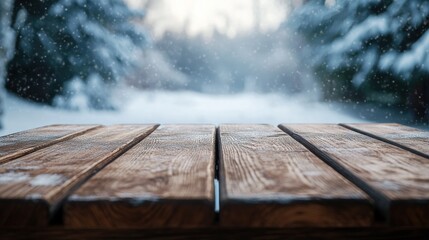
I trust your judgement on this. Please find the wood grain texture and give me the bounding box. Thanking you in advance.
[219,124,372,227]
[65,125,216,228]
[0,125,100,165]
[0,125,157,227]
[279,124,429,227]
[341,123,429,159]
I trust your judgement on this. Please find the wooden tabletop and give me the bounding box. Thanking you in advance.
[0,123,428,239]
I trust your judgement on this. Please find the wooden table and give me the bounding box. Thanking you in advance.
[0,123,428,239]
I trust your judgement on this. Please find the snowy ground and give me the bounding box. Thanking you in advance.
[0,90,364,136]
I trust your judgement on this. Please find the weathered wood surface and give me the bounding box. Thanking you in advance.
[65,125,216,228]
[0,122,428,236]
[341,123,429,159]
[0,125,100,165]
[219,124,373,227]
[279,124,429,227]
[0,125,157,227]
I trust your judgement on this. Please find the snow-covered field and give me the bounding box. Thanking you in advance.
[0,90,363,136]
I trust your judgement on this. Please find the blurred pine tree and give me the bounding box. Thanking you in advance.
[6,0,146,109]
[290,0,429,122]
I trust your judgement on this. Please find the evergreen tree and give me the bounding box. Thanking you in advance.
[6,0,146,109]
[289,0,429,121]
[0,0,15,127]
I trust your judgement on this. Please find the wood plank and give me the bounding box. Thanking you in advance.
[279,124,429,227]
[219,124,372,227]
[0,125,100,165]
[65,125,216,228]
[340,123,429,159]
[0,125,157,227]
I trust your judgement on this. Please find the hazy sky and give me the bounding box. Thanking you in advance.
[126,0,288,39]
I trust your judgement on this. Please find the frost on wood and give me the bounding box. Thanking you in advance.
[29,174,66,186]
[0,0,15,128]
[6,0,147,109]
[0,171,30,183]
[0,171,66,186]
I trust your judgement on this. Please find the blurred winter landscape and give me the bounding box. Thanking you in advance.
[2,90,361,135]
[0,0,428,135]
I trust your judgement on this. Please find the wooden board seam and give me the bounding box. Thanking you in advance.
[214,127,220,181]
[0,125,102,165]
[214,127,221,222]
[277,125,386,220]
[219,125,373,227]
[64,125,215,228]
[217,127,227,205]
[339,123,429,160]
[49,125,159,220]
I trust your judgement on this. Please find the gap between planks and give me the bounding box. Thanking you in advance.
[2,123,428,228]
[340,123,429,159]
[64,125,216,228]
[219,124,373,227]
[0,125,102,165]
[0,125,159,227]
[279,124,429,227]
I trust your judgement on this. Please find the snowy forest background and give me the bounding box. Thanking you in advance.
[0,0,428,135]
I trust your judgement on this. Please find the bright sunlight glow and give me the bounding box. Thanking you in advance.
[126,0,288,39]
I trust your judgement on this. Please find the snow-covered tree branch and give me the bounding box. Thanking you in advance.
[6,0,147,110]
[289,0,429,121]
